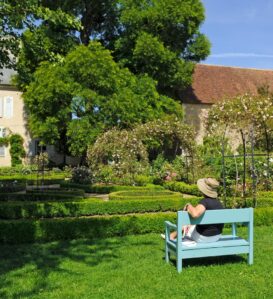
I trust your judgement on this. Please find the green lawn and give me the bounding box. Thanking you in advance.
[0,226,272,299]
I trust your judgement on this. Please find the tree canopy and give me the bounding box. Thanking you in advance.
[6,0,210,94]
[23,42,183,159]
[0,0,80,76]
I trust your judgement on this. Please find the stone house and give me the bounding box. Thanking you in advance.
[0,69,79,166]
[181,64,273,146]
[1,64,273,166]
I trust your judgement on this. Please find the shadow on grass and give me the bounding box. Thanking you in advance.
[0,236,154,298]
[167,254,246,270]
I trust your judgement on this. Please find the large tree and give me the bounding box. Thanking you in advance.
[0,0,80,77]
[13,0,210,94]
[23,42,183,161]
[115,0,210,94]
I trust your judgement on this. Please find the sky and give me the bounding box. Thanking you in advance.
[201,0,273,70]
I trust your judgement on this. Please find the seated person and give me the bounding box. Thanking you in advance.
[164,178,224,242]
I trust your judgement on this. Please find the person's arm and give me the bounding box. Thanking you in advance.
[185,203,206,218]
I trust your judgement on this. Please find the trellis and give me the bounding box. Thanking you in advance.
[221,127,272,208]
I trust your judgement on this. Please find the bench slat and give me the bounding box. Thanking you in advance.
[180,246,250,259]
[178,208,252,225]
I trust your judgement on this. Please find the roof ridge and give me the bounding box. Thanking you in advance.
[197,63,273,72]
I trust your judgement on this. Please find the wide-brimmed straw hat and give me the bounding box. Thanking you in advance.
[197,178,219,198]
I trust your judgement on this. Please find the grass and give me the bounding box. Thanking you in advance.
[0,226,272,299]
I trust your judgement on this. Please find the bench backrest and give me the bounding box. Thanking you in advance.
[177,208,253,226]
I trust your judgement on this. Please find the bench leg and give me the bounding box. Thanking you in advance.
[248,250,253,265]
[176,258,182,273]
[165,247,170,263]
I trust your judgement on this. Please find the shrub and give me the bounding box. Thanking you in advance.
[109,190,183,200]
[0,208,272,244]
[87,129,149,184]
[0,181,25,192]
[71,166,92,184]
[0,213,176,244]
[26,188,85,197]
[0,193,83,202]
[60,182,164,193]
[9,134,26,166]
[0,197,196,219]
[133,175,154,186]
[164,181,201,196]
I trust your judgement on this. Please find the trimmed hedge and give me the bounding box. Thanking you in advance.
[0,184,25,193]
[26,188,85,197]
[164,181,201,196]
[0,212,176,244]
[222,193,273,208]
[109,190,183,200]
[60,182,164,193]
[0,197,199,219]
[1,193,272,220]
[0,208,272,244]
[0,193,84,202]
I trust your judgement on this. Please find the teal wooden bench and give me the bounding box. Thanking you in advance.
[164,208,254,273]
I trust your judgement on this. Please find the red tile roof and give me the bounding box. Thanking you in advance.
[180,64,273,104]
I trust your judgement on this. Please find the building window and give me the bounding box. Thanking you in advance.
[35,140,47,155]
[0,126,7,157]
[0,96,13,118]
[4,96,13,118]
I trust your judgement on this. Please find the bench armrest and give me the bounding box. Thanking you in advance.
[165,221,177,230]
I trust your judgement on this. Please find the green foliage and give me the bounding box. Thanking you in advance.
[0,197,193,220]
[0,208,272,244]
[0,229,273,299]
[23,42,183,158]
[0,134,26,166]
[11,135,25,166]
[133,175,154,186]
[87,128,149,183]
[196,135,233,179]
[207,93,273,151]
[0,137,9,146]
[60,182,164,193]
[0,192,83,202]
[164,181,201,196]
[109,190,183,200]
[26,188,85,197]
[0,181,25,193]
[15,24,79,89]
[115,0,210,92]
[71,166,92,184]
[0,212,176,244]
[134,117,195,161]
[11,0,210,96]
[0,0,81,74]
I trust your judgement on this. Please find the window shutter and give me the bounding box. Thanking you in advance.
[4,96,13,118]
[0,97,3,117]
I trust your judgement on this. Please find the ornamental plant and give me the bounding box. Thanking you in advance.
[134,116,196,161]
[87,128,149,183]
[71,166,92,184]
[206,92,273,197]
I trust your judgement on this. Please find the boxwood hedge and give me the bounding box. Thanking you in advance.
[164,181,201,196]
[0,193,84,202]
[0,197,199,219]
[109,190,183,200]
[60,182,164,193]
[0,208,272,244]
